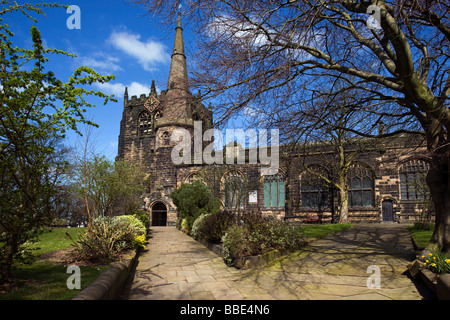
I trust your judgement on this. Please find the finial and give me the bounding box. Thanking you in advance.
[124,86,128,97]
[151,80,156,95]
[177,11,183,29]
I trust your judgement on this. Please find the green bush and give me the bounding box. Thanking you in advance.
[132,209,150,230]
[222,224,248,266]
[221,213,304,266]
[191,213,211,240]
[170,181,221,233]
[117,215,147,238]
[192,210,235,243]
[73,215,146,262]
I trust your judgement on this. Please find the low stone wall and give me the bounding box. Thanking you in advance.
[72,252,138,300]
[233,249,289,269]
[199,238,290,269]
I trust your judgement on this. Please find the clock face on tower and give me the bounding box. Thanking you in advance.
[144,95,160,113]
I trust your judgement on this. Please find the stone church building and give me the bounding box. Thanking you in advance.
[117,16,432,227]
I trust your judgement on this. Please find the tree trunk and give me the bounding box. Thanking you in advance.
[0,234,18,283]
[426,155,450,253]
[337,145,349,224]
[338,187,349,224]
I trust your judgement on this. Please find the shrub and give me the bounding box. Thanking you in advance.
[221,213,304,267]
[117,215,147,238]
[222,225,248,266]
[133,234,147,249]
[132,209,150,230]
[191,213,211,240]
[180,218,189,234]
[170,181,221,233]
[73,215,146,262]
[192,211,235,243]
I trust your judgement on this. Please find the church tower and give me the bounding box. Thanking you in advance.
[116,14,212,226]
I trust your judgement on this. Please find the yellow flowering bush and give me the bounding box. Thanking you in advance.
[421,248,450,275]
[134,234,147,249]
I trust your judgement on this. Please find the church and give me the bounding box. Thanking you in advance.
[116,15,432,227]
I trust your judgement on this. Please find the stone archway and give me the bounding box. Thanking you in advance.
[151,202,167,226]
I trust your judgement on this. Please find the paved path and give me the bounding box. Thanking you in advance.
[122,224,433,300]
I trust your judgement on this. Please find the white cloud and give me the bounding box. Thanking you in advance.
[80,53,123,73]
[95,81,155,97]
[109,31,170,71]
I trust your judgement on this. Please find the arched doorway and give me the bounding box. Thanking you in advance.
[151,202,167,226]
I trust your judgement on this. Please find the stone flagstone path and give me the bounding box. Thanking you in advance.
[122,224,433,300]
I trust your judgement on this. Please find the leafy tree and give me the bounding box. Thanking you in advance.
[0,2,116,282]
[71,156,146,218]
[170,180,221,233]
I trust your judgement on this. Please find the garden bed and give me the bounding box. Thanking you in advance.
[196,222,351,270]
[198,238,293,269]
[233,249,291,269]
[407,224,450,300]
[408,260,450,300]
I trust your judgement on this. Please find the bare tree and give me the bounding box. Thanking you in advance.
[285,87,387,223]
[134,0,450,251]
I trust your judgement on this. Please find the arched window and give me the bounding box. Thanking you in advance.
[224,172,244,209]
[138,111,152,135]
[193,113,200,121]
[348,165,374,207]
[400,159,429,201]
[162,131,170,146]
[301,170,329,209]
[187,173,197,184]
[264,174,285,208]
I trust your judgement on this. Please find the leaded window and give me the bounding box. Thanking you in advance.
[264,174,285,208]
[224,173,244,209]
[138,111,152,135]
[400,160,429,201]
[301,171,329,209]
[348,167,374,207]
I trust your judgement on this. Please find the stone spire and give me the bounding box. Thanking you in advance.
[161,12,191,125]
[167,12,189,92]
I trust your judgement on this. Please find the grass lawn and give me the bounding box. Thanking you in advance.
[30,227,87,256]
[0,227,110,300]
[407,225,433,250]
[301,223,353,240]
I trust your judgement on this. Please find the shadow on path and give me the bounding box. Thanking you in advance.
[121,224,434,300]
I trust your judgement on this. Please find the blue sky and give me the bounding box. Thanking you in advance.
[6,0,193,159]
